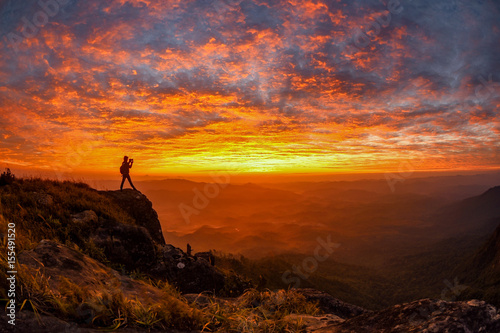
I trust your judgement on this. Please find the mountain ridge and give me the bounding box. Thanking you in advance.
[2,176,500,332]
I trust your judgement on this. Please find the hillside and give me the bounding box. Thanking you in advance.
[431,185,500,236]
[1,175,500,332]
[455,213,500,307]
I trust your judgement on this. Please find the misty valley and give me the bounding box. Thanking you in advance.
[127,172,500,309]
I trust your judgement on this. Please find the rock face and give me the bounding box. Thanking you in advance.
[99,189,166,245]
[91,219,158,271]
[331,298,500,333]
[91,190,229,294]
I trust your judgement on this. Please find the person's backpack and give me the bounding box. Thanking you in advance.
[119,163,128,175]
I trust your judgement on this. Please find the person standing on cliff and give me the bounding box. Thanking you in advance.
[120,156,137,191]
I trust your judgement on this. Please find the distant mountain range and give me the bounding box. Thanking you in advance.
[126,175,500,267]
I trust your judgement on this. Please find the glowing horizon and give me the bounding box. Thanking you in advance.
[1,0,499,177]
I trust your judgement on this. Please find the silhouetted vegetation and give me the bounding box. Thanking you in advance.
[0,168,15,186]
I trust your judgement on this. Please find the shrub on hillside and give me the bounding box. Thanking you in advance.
[0,168,15,186]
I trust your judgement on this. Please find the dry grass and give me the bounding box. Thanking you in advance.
[199,288,319,332]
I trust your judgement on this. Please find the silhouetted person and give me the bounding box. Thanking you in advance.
[187,243,192,256]
[120,156,137,191]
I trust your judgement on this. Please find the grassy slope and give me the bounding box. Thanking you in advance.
[0,175,319,332]
[0,176,134,262]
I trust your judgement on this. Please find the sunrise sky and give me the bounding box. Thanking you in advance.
[1,0,499,179]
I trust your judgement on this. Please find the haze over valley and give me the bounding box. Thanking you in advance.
[96,171,500,266]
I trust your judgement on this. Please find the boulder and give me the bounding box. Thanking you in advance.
[32,191,54,206]
[71,210,98,225]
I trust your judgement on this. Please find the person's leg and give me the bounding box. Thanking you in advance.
[120,175,126,190]
[127,175,137,190]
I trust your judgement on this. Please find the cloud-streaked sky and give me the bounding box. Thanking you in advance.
[1,0,499,176]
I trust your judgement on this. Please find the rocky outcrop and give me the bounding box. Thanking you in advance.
[91,222,227,293]
[331,298,500,333]
[99,189,166,245]
[62,190,245,295]
[15,239,247,329]
[282,291,500,332]
[296,288,369,319]
[151,244,226,294]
